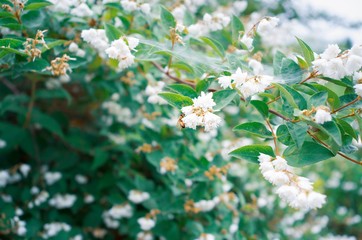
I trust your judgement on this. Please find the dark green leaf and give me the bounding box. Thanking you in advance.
[229,145,275,163]
[233,122,272,138]
[159,92,193,109]
[213,89,237,111]
[250,100,269,118]
[167,84,198,98]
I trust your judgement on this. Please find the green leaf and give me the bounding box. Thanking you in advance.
[280,58,304,83]
[284,85,307,110]
[160,6,176,29]
[199,36,225,58]
[273,51,286,76]
[159,92,193,109]
[92,149,109,170]
[167,84,198,98]
[284,141,335,167]
[305,120,342,151]
[31,110,64,137]
[24,1,52,11]
[195,79,211,93]
[285,122,308,148]
[213,89,237,111]
[233,122,272,138]
[250,100,269,118]
[35,88,72,104]
[276,124,294,146]
[296,37,314,67]
[310,91,328,107]
[229,145,275,163]
[274,83,299,109]
[104,23,123,42]
[337,119,358,140]
[231,15,244,45]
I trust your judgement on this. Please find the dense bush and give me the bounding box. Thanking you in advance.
[0,0,361,239]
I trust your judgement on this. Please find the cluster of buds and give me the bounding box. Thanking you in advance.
[204,164,230,181]
[184,200,201,214]
[23,30,49,61]
[47,54,74,76]
[2,0,24,23]
[170,27,184,46]
[159,157,178,174]
[299,106,332,124]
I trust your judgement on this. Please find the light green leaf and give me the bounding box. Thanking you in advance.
[286,122,308,149]
[159,92,193,109]
[160,6,176,29]
[231,15,244,45]
[233,122,272,138]
[250,100,269,118]
[167,84,198,98]
[213,89,237,111]
[296,37,315,67]
[229,145,275,163]
[104,23,123,42]
[274,83,299,109]
[199,36,225,58]
[284,141,335,167]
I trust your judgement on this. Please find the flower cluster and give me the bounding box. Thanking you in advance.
[314,106,332,124]
[145,81,167,105]
[48,0,93,17]
[218,67,273,98]
[81,29,109,57]
[313,44,362,79]
[258,154,326,210]
[188,12,230,36]
[120,0,151,14]
[181,92,222,131]
[105,37,139,71]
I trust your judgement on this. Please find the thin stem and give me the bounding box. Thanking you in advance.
[267,96,280,105]
[300,71,317,84]
[23,80,37,128]
[266,119,279,155]
[0,77,20,95]
[331,96,361,114]
[268,109,291,121]
[307,130,362,166]
[152,62,196,88]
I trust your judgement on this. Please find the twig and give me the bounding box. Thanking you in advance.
[331,96,361,114]
[23,80,37,128]
[266,119,279,155]
[151,62,196,88]
[299,71,318,84]
[0,77,20,95]
[307,130,361,166]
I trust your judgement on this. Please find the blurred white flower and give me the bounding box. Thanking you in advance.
[44,172,62,185]
[314,108,332,124]
[138,217,155,231]
[128,190,150,204]
[49,194,77,209]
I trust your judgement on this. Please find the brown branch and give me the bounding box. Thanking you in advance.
[23,80,37,128]
[307,130,362,166]
[331,96,361,114]
[300,71,318,84]
[0,77,20,95]
[266,119,279,155]
[151,62,196,88]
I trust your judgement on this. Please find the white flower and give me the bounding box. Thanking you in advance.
[320,44,341,60]
[217,75,232,89]
[248,59,264,75]
[314,108,332,124]
[75,174,87,184]
[81,29,109,57]
[19,164,31,177]
[257,17,279,35]
[140,3,150,14]
[42,222,71,239]
[128,190,150,204]
[145,81,167,105]
[44,172,62,185]
[354,84,362,97]
[105,37,139,71]
[49,194,77,209]
[33,191,49,206]
[137,232,154,240]
[196,233,215,240]
[84,194,94,203]
[108,204,133,219]
[353,71,362,81]
[185,179,193,187]
[194,199,216,212]
[138,217,155,231]
[121,0,138,11]
[0,170,10,187]
[272,156,288,171]
[203,112,222,132]
[70,3,93,17]
[240,35,253,50]
[0,138,6,148]
[181,92,221,132]
[231,68,248,87]
[258,154,326,210]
